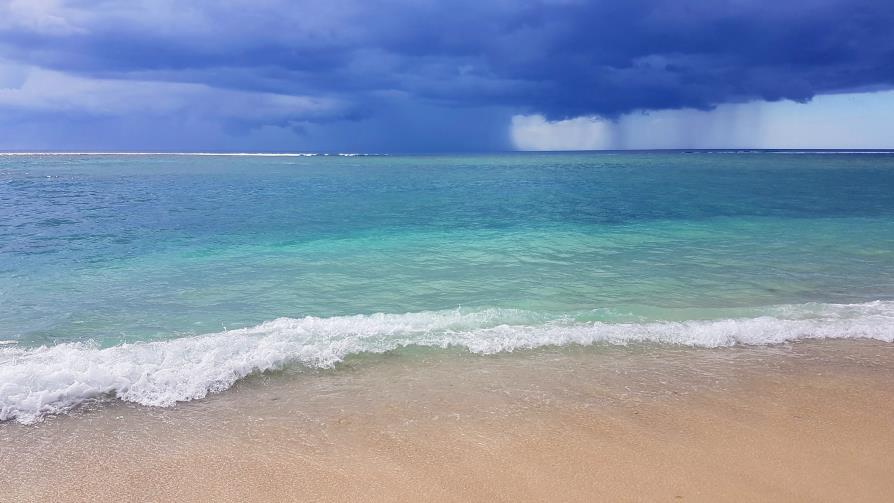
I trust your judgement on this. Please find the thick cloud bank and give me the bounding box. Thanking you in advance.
[1,0,892,150]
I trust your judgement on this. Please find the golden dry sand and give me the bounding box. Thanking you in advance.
[3,340,893,502]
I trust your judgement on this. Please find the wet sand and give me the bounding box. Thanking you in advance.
[3,340,893,502]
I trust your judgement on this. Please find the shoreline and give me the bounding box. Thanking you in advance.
[3,339,894,502]
[5,300,893,425]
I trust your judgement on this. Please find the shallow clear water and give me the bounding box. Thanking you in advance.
[2,152,894,422]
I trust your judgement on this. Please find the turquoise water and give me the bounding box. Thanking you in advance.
[2,152,894,422]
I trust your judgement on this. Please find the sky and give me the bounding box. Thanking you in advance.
[0,0,893,152]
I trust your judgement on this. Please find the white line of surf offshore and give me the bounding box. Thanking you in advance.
[2,0,894,501]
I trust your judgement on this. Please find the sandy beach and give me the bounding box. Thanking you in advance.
[3,339,892,502]
[4,0,894,498]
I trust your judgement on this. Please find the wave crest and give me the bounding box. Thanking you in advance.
[2,302,893,424]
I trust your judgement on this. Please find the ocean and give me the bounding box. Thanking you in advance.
[2,151,893,424]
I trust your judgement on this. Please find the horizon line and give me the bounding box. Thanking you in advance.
[2,149,894,157]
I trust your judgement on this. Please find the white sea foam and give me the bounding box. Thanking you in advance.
[2,301,892,424]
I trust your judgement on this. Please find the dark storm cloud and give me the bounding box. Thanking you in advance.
[0,0,892,150]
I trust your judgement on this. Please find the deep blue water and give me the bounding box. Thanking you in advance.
[2,152,893,423]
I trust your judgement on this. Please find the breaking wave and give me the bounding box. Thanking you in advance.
[2,301,892,424]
